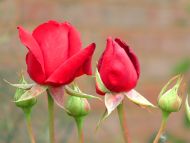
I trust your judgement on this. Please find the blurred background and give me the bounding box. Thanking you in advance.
[0,0,190,142]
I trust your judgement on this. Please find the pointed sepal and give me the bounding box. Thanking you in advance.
[14,84,48,103]
[105,93,124,116]
[96,93,124,130]
[65,85,102,101]
[48,86,70,113]
[10,75,37,109]
[4,79,34,90]
[185,95,190,122]
[124,89,156,108]
[158,75,183,113]
[95,68,111,94]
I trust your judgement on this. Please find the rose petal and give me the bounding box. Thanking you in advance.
[97,37,114,71]
[18,26,45,83]
[17,26,45,72]
[32,21,69,76]
[26,52,46,84]
[46,43,95,85]
[68,23,82,56]
[115,38,140,78]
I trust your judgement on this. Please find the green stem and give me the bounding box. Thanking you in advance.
[23,108,36,143]
[153,111,170,143]
[117,101,131,143]
[75,117,84,143]
[47,89,55,143]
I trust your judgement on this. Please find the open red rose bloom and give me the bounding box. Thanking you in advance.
[18,20,95,86]
[96,37,140,94]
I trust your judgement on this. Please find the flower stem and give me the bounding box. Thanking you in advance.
[75,117,84,143]
[153,111,170,143]
[117,101,131,143]
[47,89,55,143]
[23,108,36,143]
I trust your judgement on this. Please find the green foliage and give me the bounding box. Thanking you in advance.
[172,59,190,75]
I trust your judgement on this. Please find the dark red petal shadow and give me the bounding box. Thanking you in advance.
[26,52,46,84]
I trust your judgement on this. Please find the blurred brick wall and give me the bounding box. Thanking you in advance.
[0,0,190,142]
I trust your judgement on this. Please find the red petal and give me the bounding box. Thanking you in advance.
[32,21,82,77]
[98,37,114,71]
[46,43,95,85]
[115,38,140,78]
[68,23,82,56]
[99,38,138,92]
[26,52,46,84]
[18,26,45,73]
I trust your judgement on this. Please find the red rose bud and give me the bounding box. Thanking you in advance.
[66,96,91,118]
[14,76,37,109]
[18,20,95,86]
[96,37,140,95]
[158,75,183,113]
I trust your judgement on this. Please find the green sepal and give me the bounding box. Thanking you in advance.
[95,68,111,93]
[65,85,102,101]
[185,95,190,122]
[13,76,37,109]
[158,75,183,113]
[65,83,92,118]
[124,89,157,108]
[4,79,34,90]
[14,84,48,103]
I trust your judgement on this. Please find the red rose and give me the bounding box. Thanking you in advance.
[18,20,95,86]
[96,37,140,95]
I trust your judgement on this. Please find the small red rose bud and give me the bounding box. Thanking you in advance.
[96,37,140,95]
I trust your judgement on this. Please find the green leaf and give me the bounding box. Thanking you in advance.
[64,85,102,101]
[124,90,156,108]
[14,84,48,103]
[172,59,190,74]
